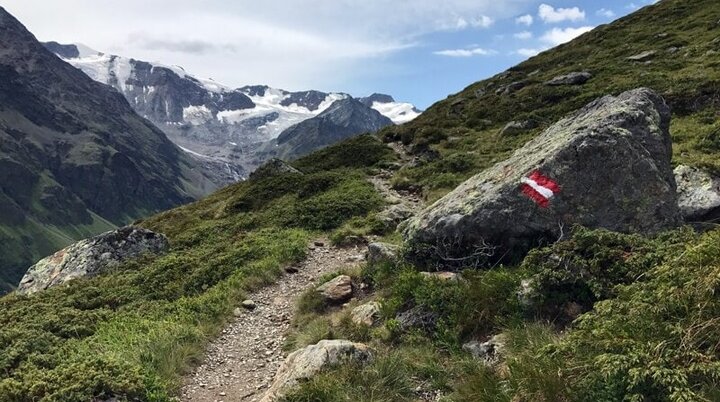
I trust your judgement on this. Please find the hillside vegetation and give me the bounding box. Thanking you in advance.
[2,0,720,401]
[0,136,394,401]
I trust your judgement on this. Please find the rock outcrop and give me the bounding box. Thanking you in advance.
[17,227,169,295]
[404,88,680,268]
[545,72,592,86]
[674,165,720,221]
[261,340,372,401]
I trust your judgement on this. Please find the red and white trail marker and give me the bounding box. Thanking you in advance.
[520,171,560,208]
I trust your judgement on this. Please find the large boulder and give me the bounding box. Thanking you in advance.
[261,340,372,401]
[404,89,680,268]
[674,165,720,221]
[17,227,169,294]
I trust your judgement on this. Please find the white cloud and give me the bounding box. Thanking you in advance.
[471,15,495,28]
[538,4,586,23]
[434,47,495,57]
[2,0,534,92]
[514,31,533,40]
[540,26,594,45]
[516,14,534,26]
[442,15,494,30]
[515,48,546,57]
[596,8,616,18]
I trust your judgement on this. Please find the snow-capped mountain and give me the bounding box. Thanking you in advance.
[45,43,421,182]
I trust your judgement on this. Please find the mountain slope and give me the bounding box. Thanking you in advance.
[48,46,420,178]
[259,97,394,160]
[385,0,720,200]
[0,8,218,291]
[6,0,720,401]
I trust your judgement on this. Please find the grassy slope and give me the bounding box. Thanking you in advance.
[383,0,720,201]
[0,135,395,402]
[2,0,720,401]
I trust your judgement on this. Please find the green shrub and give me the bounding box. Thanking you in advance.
[521,227,695,321]
[554,228,720,401]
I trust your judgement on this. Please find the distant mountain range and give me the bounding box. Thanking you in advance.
[0,9,219,291]
[45,42,422,182]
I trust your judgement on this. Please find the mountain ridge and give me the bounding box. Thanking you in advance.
[46,44,421,180]
[0,7,218,291]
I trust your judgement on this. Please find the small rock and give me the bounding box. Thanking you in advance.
[242,300,257,310]
[376,203,415,230]
[314,241,325,247]
[517,279,536,309]
[545,71,592,86]
[346,254,366,263]
[420,271,460,282]
[316,275,354,303]
[495,80,527,95]
[674,165,720,221]
[499,120,539,136]
[367,242,400,266]
[396,306,438,332]
[627,50,657,61]
[351,302,382,326]
[233,308,244,317]
[462,334,507,367]
[284,266,299,274]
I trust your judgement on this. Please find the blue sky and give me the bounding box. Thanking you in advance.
[5,0,658,108]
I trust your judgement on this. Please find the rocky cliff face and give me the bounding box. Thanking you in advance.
[404,88,681,268]
[0,7,217,291]
[47,45,421,180]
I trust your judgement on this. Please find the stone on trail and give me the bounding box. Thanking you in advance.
[260,340,372,401]
[242,299,257,310]
[18,226,169,295]
[404,88,681,268]
[316,275,353,303]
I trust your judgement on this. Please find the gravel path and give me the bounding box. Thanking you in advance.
[180,239,366,402]
[181,142,424,402]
